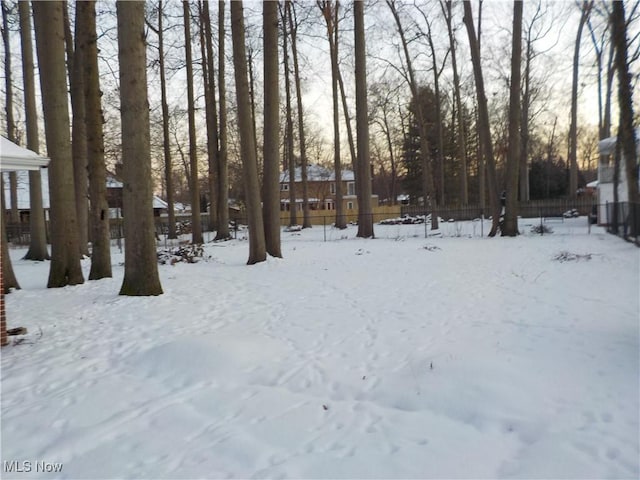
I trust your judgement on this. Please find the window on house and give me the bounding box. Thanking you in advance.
[280,184,289,191]
[330,182,336,194]
[347,201,354,210]
[347,182,355,195]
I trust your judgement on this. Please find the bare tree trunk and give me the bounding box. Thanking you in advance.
[247,46,259,168]
[201,0,220,232]
[319,1,346,229]
[158,0,177,239]
[117,0,162,296]
[281,2,297,227]
[183,1,203,244]
[421,13,446,206]
[463,0,500,236]
[19,1,49,261]
[354,0,373,238]
[289,2,311,229]
[2,3,19,226]
[230,0,267,264]
[569,1,593,199]
[520,38,532,202]
[337,67,358,201]
[612,1,639,207]
[477,0,485,212]
[263,0,282,257]
[77,0,111,279]
[442,1,468,205]
[216,0,230,240]
[64,1,90,256]
[502,0,522,237]
[387,0,438,229]
[33,0,84,287]
[1,178,20,293]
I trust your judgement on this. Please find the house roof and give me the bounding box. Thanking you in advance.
[279,164,355,183]
[598,128,640,156]
[0,136,49,171]
[3,171,166,211]
[153,195,168,209]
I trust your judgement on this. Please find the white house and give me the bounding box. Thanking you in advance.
[596,130,640,225]
[0,136,49,347]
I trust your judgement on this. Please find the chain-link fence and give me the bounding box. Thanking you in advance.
[604,201,640,246]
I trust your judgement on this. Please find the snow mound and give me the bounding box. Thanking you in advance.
[125,334,286,384]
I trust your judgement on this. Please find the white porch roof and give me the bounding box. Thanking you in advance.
[0,136,49,171]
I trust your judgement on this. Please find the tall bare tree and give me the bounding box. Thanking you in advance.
[319,0,346,229]
[288,2,311,229]
[569,1,593,199]
[281,1,297,227]
[231,0,267,264]
[117,0,163,296]
[183,1,203,244]
[215,0,231,240]
[263,0,282,257]
[77,0,111,279]
[416,6,447,205]
[1,2,19,225]
[611,1,639,207]
[63,1,90,256]
[387,0,439,229]
[354,0,374,238]
[441,0,468,204]
[463,0,500,236]
[33,0,84,287]
[200,0,220,232]
[19,1,49,261]
[157,0,177,239]
[502,0,523,237]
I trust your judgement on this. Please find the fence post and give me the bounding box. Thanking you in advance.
[540,210,543,236]
[323,216,326,242]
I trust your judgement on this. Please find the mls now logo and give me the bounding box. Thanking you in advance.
[4,460,63,473]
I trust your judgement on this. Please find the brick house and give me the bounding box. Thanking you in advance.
[279,164,378,213]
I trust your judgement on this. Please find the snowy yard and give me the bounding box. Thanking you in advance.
[1,218,638,479]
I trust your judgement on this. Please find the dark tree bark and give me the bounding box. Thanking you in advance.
[117,0,163,296]
[77,1,111,279]
[230,0,267,264]
[288,2,311,229]
[157,0,177,239]
[2,2,19,225]
[611,1,639,206]
[64,1,90,256]
[215,0,230,240]
[569,1,593,199]
[33,0,84,287]
[463,0,500,236]
[387,0,438,229]
[200,0,220,232]
[183,1,203,244]
[419,9,447,206]
[354,0,374,238]
[263,0,282,257]
[281,1,297,227]
[502,0,523,237]
[319,1,345,229]
[19,1,49,261]
[442,1,468,205]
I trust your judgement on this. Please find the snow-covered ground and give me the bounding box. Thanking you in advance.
[1,218,638,479]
